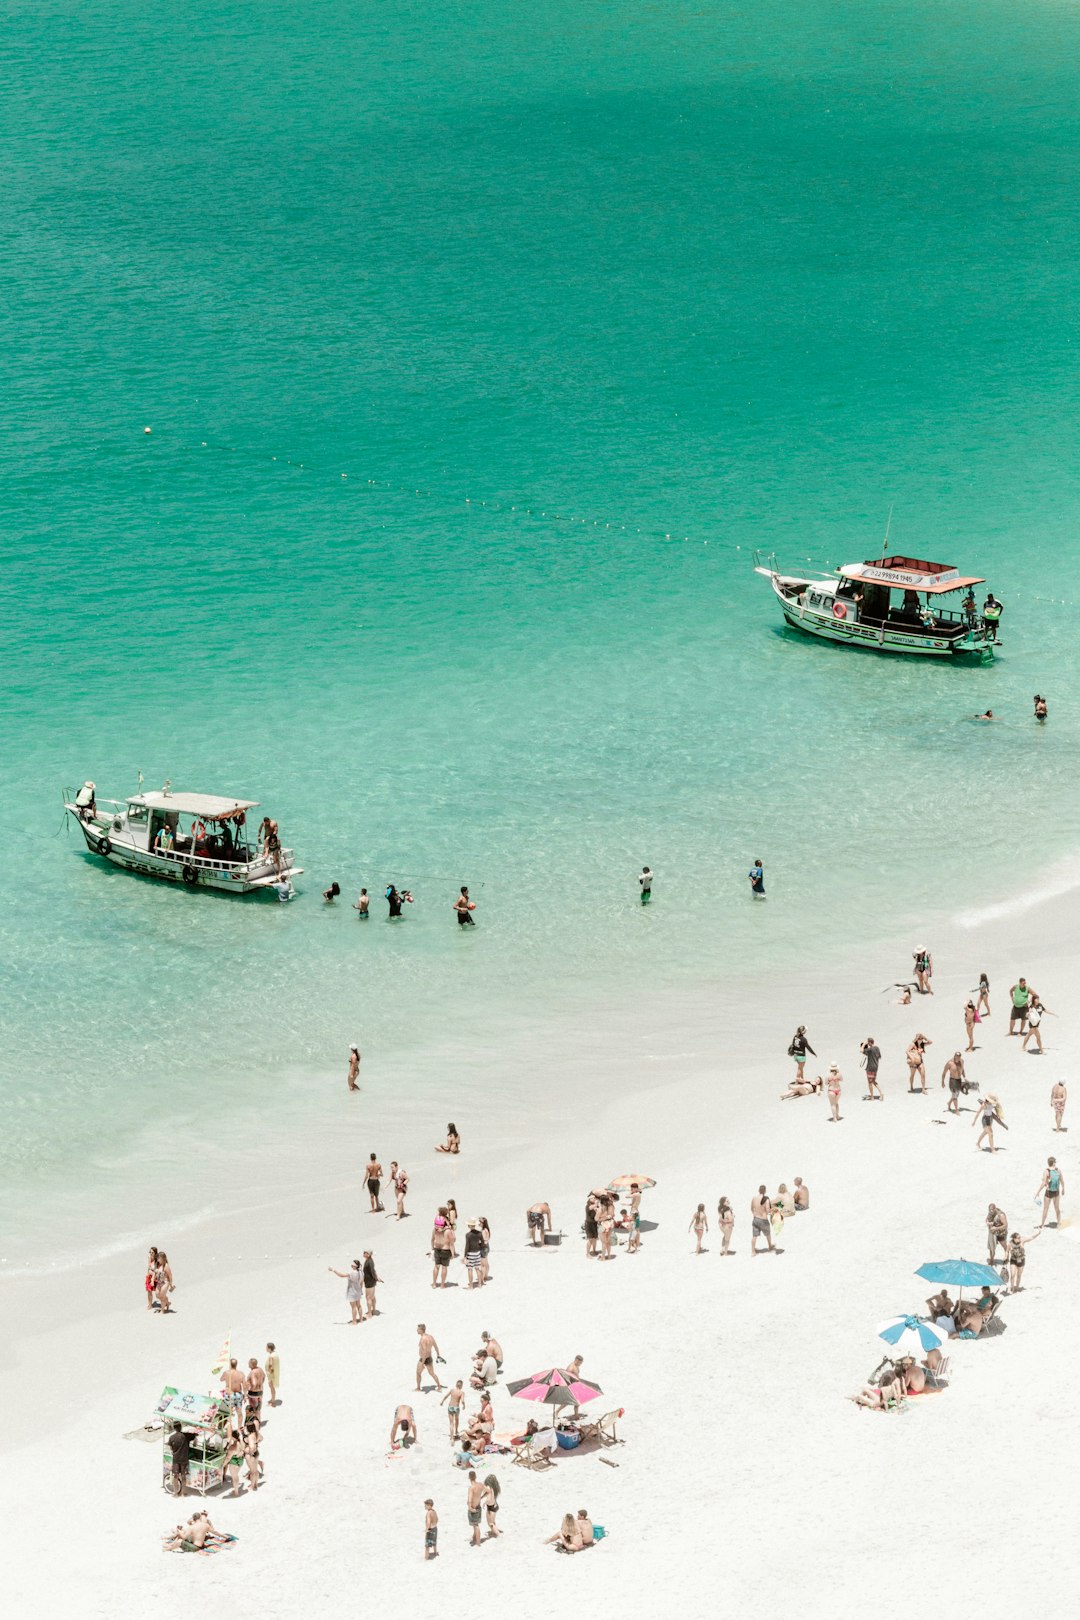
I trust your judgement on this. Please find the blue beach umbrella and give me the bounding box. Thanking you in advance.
[877,1315,950,1356]
[916,1259,1003,1290]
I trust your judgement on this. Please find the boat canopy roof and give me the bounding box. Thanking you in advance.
[837,556,985,595]
[130,792,258,820]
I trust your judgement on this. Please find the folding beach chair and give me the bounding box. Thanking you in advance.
[578,1408,624,1447]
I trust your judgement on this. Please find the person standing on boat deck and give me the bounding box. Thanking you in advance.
[961,589,977,627]
[354,887,370,917]
[453,886,476,926]
[1034,694,1048,721]
[982,592,1003,640]
[639,866,653,904]
[748,858,765,899]
[788,1025,815,1081]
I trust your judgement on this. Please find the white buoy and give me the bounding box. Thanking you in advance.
[143,426,152,434]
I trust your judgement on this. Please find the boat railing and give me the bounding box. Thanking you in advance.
[154,845,296,874]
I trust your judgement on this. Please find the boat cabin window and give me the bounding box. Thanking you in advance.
[127,802,149,825]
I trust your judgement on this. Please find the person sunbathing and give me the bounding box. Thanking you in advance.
[953,1301,986,1337]
[850,1360,905,1409]
[780,1074,823,1100]
[545,1512,585,1553]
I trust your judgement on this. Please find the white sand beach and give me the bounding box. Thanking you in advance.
[3,888,1076,1618]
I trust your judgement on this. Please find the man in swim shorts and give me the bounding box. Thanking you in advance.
[942,1052,966,1113]
[639,866,653,904]
[467,1472,486,1545]
[424,1499,438,1559]
[527,1201,552,1246]
[750,1186,776,1254]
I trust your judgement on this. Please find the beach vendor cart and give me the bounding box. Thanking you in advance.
[158,1387,231,1496]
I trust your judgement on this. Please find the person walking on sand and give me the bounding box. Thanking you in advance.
[353,887,370,917]
[1037,1158,1065,1227]
[788,1025,816,1081]
[638,866,653,904]
[913,948,933,995]
[440,1381,465,1440]
[453,886,476,926]
[986,1204,1008,1264]
[860,1037,883,1101]
[1008,978,1032,1035]
[527,1201,552,1246]
[906,1034,931,1093]
[265,1343,280,1406]
[1051,1079,1067,1132]
[155,1251,175,1312]
[717,1196,734,1253]
[689,1203,708,1253]
[1022,994,1050,1053]
[826,1063,843,1121]
[964,1000,979,1052]
[328,1259,365,1323]
[942,1052,966,1113]
[365,1152,384,1212]
[976,973,991,1017]
[424,1499,438,1560]
[389,1161,408,1218]
[347,1044,361,1091]
[467,1472,486,1546]
[1006,1228,1039,1293]
[416,1325,444,1391]
[145,1246,160,1312]
[973,1094,1006,1153]
[748,857,765,899]
[750,1186,776,1254]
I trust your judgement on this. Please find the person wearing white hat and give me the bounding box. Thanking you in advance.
[826,1064,843,1122]
[75,780,97,819]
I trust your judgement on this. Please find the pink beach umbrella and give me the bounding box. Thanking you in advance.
[506,1368,603,1408]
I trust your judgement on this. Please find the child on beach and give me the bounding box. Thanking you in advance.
[1051,1080,1067,1132]
[424,1500,438,1559]
[440,1381,465,1440]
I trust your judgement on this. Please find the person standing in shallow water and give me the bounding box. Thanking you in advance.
[453,886,476,926]
[638,866,653,904]
[347,1044,361,1091]
[748,858,765,899]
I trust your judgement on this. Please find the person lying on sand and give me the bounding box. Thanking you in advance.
[849,1360,906,1409]
[780,1075,823,1100]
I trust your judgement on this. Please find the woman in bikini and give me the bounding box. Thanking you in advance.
[717,1196,734,1255]
[976,973,991,1017]
[973,1094,1006,1153]
[145,1247,160,1311]
[598,1196,615,1260]
[436,1123,461,1155]
[444,1200,459,1258]
[963,1000,978,1052]
[688,1204,708,1254]
[155,1252,175,1313]
[243,1416,262,1491]
[906,1034,931,1093]
[478,1215,491,1283]
[1006,1229,1040,1294]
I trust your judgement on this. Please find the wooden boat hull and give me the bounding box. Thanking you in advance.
[70,814,302,893]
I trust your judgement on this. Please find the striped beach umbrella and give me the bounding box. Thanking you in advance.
[506,1368,603,1407]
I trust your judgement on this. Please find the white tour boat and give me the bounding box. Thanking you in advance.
[64,784,302,894]
[754,551,1000,659]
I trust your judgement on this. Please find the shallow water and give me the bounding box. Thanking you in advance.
[3,0,1080,1254]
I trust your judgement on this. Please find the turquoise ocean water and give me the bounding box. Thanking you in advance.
[3,0,1080,1256]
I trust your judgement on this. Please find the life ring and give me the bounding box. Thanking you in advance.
[182,864,199,886]
[97,836,112,857]
[832,601,848,620]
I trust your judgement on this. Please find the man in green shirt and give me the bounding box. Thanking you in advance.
[1008,978,1032,1035]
